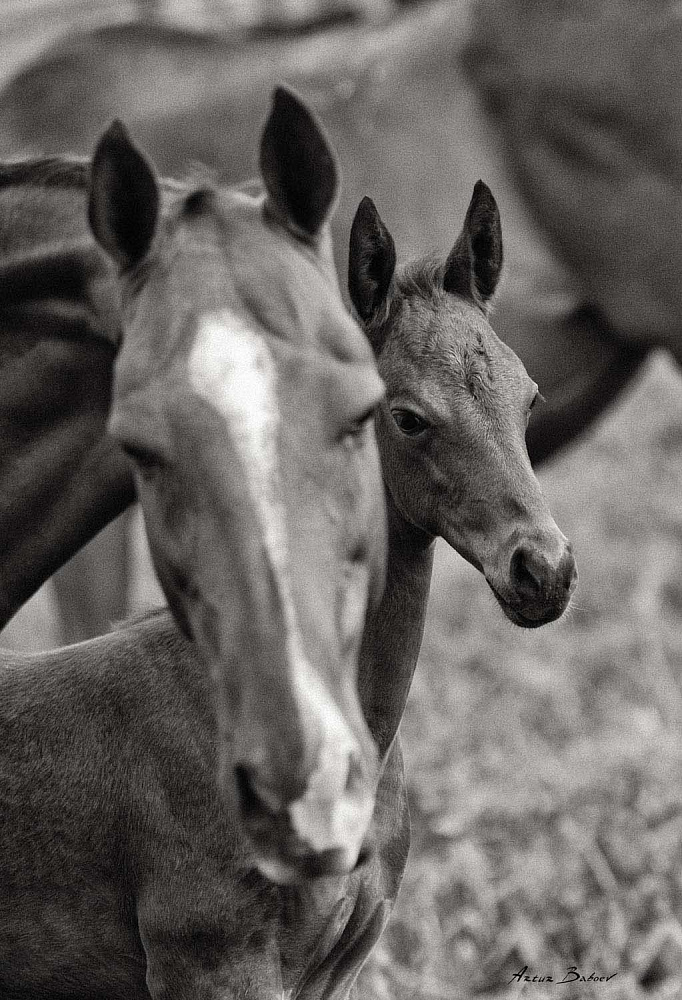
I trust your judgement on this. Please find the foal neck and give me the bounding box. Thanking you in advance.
[358,490,435,762]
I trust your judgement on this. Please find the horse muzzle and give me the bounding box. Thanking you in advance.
[235,753,376,884]
[488,538,578,628]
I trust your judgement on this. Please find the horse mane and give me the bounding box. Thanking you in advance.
[0,157,90,190]
[0,155,198,196]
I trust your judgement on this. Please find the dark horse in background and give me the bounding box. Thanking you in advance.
[0,0,674,642]
[467,0,682,367]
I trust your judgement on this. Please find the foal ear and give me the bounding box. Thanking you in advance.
[88,120,160,270]
[260,86,339,240]
[443,180,503,310]
[348,196,396,328]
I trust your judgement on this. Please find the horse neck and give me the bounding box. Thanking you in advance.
[0,169,135,626]
[358,487,435,763]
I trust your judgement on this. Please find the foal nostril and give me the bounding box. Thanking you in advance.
[561,550,578,592]
[509,546,544,598]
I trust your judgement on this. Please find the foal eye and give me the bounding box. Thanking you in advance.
[391,409,429,437]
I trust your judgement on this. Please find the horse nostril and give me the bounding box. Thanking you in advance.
[235,764,282,817]
[345,752,364,794]
[510,546,543,598]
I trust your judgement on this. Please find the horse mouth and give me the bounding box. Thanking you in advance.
[235,765,368,884]
[486,581,564,629]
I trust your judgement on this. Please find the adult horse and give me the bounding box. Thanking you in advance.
[0,89,390,881]
[465,0,682,367]
[0,180,576,999]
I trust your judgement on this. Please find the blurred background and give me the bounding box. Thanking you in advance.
[2,2,682,998]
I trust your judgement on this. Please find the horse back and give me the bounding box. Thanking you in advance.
[0,613,219,1000]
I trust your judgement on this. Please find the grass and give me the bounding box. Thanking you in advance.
[3,353,680,999]
[359,352,682,999]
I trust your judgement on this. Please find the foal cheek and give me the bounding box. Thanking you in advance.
[394,446,443,535]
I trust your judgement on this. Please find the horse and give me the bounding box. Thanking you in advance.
[465,0,682,367]
[0,88,392,882]
[0,179,576,999]
[0,0,649,461]
[0,0,640,645]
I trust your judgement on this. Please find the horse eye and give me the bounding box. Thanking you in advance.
[346,405,377,439]
[121,442,165,477]
[391,409,429,437]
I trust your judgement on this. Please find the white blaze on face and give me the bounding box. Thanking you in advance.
[189,310,369,858]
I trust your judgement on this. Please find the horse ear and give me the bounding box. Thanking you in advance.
[443,180,503,310]
[260,86,339,240]
[348,196,396,332]
[88,120,160,270]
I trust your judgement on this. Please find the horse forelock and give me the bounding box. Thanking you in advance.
[389,270,494,371]
[394,253,444,301]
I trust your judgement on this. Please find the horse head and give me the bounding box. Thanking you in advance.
[349,181,577,627]
[88,88,387,882]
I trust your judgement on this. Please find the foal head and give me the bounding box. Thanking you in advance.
[349,181,576,626]
[88,89,386,882]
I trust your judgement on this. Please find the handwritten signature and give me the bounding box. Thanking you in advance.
[509,965,618,986]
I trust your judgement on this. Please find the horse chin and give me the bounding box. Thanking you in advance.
[486,580,566,629]
[254,846,358,885]
[254,856,303,886]
[236,766,365,885]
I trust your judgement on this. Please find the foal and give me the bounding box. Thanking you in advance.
[0,89,388,882]
[312,181,579,997]
[0,182,575,999]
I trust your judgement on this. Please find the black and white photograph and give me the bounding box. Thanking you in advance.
[0,1,680,997]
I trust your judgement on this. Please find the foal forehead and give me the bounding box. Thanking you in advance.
[395,295,506,367]
[387,293,530,402]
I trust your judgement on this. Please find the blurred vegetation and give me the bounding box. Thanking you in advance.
[359,353,682,999]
